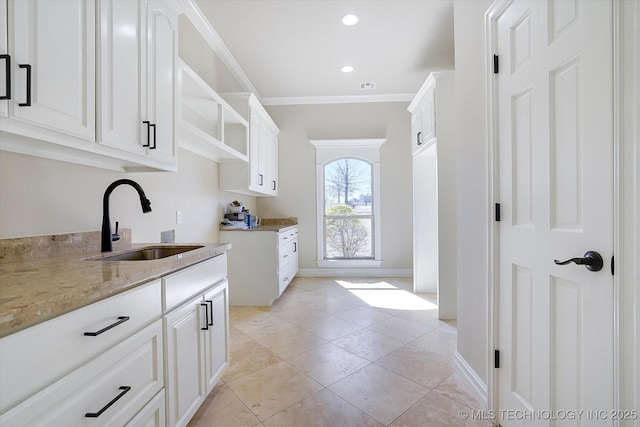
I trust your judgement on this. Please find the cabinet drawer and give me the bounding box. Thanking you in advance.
[163,253,227,311]
[125,389,165,427]
[0,280,161,412]
[0,320,164,426]
[278,227,297,247]
[278,241,292,270]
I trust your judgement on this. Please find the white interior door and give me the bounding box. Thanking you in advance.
[496,0,614,424]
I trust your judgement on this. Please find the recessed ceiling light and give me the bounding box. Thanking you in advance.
[341,65,354,73]
[341,14,359,26]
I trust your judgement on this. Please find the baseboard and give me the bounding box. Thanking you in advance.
[453,351,488,410]
[297,268,413,278]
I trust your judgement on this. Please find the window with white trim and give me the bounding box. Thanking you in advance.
[310,139,385,267]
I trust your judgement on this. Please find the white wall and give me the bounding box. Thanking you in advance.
[258,102,414,272]
[453,0,494,386]
[0,148,256,242]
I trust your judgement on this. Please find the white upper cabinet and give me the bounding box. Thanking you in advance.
[408,72,445,155]
[0,0,178,172]
[219,93,279,197]
[99,0,177,167]
[4,0,95,140]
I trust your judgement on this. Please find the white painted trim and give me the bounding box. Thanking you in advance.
[262,93,415,106]
[316,260,382,268]
[297,269,412,278]
[454,351,489,410]
[485,0,512,417]
[178,0,260,99]
[310,139,386,149]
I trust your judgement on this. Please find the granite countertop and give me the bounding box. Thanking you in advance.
[0,236,231,338]
[219,224,297,232]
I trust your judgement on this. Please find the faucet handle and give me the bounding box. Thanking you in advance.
[112,221,121,242]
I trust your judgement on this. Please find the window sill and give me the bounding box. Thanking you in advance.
[316,259,383,268]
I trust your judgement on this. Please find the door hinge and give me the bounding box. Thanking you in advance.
[493,54,499,74]
[495,203,501,222]
[494,349,500,368]
[611,255,615,275]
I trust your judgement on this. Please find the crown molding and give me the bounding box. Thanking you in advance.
[179,0,261,99]
[262,93,416,106]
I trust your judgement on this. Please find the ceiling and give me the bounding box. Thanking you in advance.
[193,0,455,105]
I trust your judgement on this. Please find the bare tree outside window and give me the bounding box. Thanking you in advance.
[324,159,373,259]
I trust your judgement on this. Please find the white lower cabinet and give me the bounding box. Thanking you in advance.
[220,226,298,306]
[0,253,230,427]
[0,319,164,426]
[163,256,229,427]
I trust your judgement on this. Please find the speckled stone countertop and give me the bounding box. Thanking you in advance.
[219,217,298,232]
[0,231,231,338]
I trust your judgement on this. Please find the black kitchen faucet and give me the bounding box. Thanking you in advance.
[101,179,152,252]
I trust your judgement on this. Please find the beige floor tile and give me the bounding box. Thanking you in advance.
[229,306,272,324]
[410,327,457,357]
[287,342,371,386]
[263,389,383,427]
[221,339,282,383]
[433,373,483,410]
[375,344,454,389]
[270,306,329,325]
[390,391,492,427]
[329,364,428,426]
[335,306,392,327]
[234,313,295,339]
[227,361,324,421]
[187,384,259,427]
[228,327,255,351]
[300,315,364,340]
[367,316,435,343]
[332,328,404,361]
[254,326,327,359]
[311,294,366,314]
[389,309,445,329]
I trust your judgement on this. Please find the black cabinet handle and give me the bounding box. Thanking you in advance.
[142,121,150,147]
[205,300,213,326]
[259,174,263,186]
[0,54,10,100]
[417,131,423,145]
[18,64,30,107]
[293,242,297,252]
[84,316,130,336]
[150,123,156,149]
[272,181,277,191]
[85,386,131,418]
[201,303,209,330]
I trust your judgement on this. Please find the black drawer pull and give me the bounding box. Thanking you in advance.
[0,54,10,100]
[84,316,130,336]
[85,386,131,418]
[205,300,213,326]
[417,131,423,145]
[18,64,30,107]
[201,303,209,330]
[150,123,156,149]
[142,121,150,147]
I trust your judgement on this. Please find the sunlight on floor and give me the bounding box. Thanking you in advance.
[335,280,438,311]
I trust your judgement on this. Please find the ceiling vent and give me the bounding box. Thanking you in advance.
[360,81,376,90]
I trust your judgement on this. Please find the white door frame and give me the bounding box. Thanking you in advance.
[484,0,632,417]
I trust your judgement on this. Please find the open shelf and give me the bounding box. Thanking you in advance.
[177,59,248,163]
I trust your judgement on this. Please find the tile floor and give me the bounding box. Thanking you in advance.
[188,277,491,427]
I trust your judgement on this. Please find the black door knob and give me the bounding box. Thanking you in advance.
[554,251,604,272]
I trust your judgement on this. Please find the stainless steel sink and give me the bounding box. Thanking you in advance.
[90,245,204,261]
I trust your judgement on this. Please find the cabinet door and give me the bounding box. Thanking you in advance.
[98,0,146,155]
[410,105,422,153]
[164,296,206,427]
[203,282,229,394]
[420,85,436,145]
[0,0,8,118]
[145,0,176,164]
[248,109,262,189]
[266,127,278,195]
[10,0,95,140]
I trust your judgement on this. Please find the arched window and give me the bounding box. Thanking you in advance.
[311,139,384,267]
[324,158,373,259]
